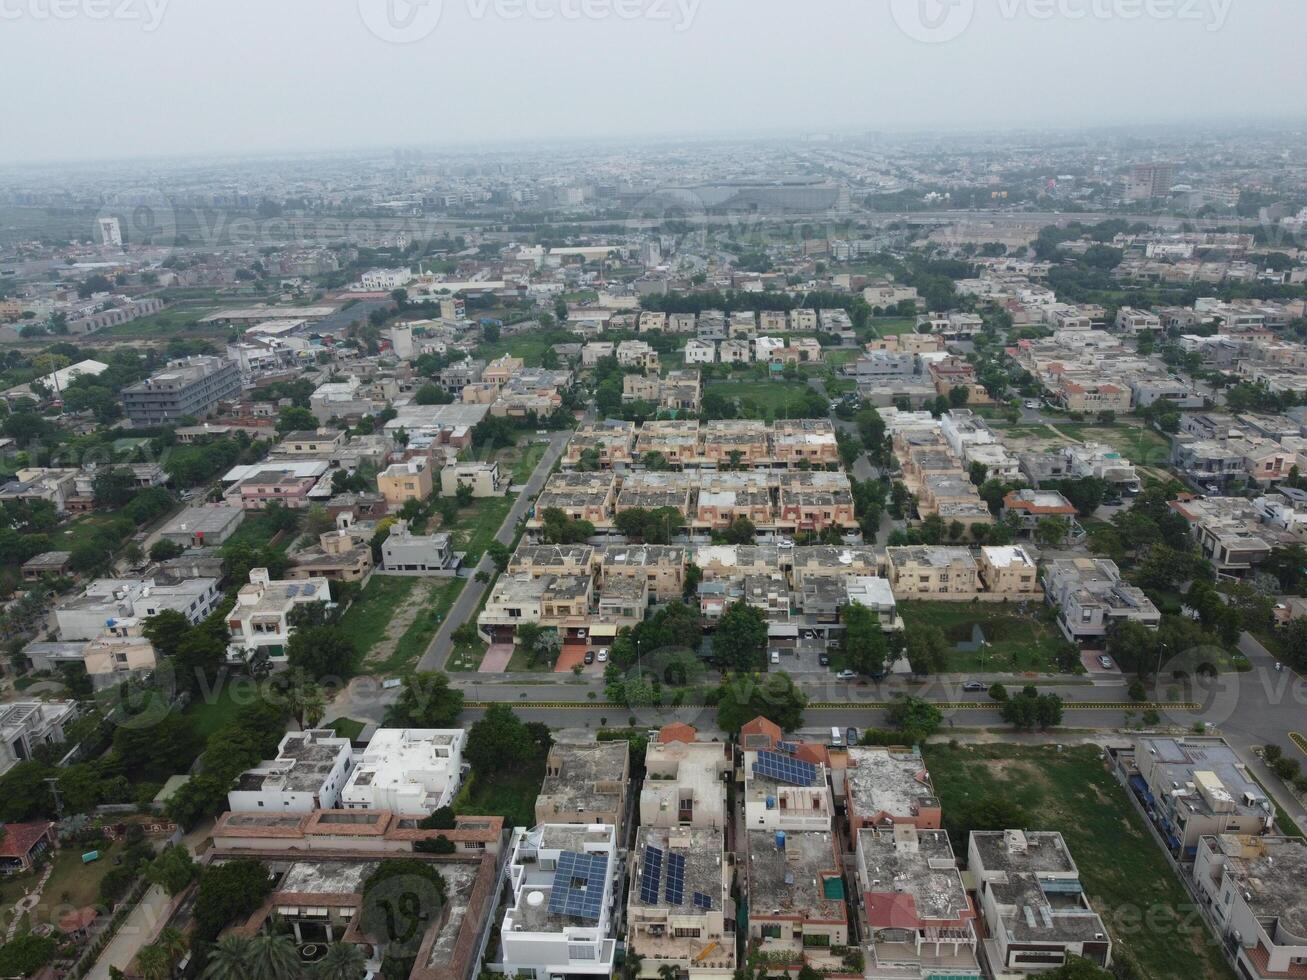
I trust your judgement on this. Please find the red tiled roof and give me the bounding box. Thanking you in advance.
[741,717,782,743]
[0,822,52,859]
[658,723,697,744]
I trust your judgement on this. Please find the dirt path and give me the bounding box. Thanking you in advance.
[361,581,430,670]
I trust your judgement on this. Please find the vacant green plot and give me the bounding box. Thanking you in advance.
[185,681,248,739]
[705,380,820,418]
[476,329,575,367]
[899,600,1076,673]
[446,495,515,564]
[1058,423,1172,467]
[822,348,860,368]
[371,577,466,675]
[218,508,300,554]
[924,744,1235,980]
[511,442,548,482]
[871,317,917,337]
[336,576,419,656]
[98,304,231,339]
[1000,424,1063,442]
[453,759,546,829]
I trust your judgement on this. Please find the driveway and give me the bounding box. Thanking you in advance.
[84,884,170,980]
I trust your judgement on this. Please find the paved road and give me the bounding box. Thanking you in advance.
[84,885,170,980]
[414,427,574,673]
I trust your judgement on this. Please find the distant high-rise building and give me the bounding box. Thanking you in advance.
[1124,164,1175,201]
[97,216,123,246]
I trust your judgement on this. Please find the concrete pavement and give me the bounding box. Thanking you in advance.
[84,885,170,980]
[415,427,573,673]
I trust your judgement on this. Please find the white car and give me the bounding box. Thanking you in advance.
[770,651,780,665]
[836,669,857,681]
[596,648,608,663]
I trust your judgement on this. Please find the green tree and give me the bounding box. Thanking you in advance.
[248,933,300,980]
[0,935,57,978]
[840,602,888,677]
[201,934,256,980]
[713,600,768,672]
[904,625,949,676]
[885,696,943,743]
[286,626,357,679]
[311,943,366,980]
[466,704,536,774]
[194,860,274,941]
[715,671,807,733]
[146,844,199,895]
[383,671,464,727]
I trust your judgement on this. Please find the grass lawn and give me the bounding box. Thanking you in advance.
[327,717,367,741]
[899,600,1076,673]
[1057,423,1172,467]
[98,304,228,339]
[336,576,419,656]
[445,495,514,564]
[822,348,859,368]
[184,682,247,739]
[924,744,1235,980]
[453,758,546,829]
[704,380,820,418]
[870,317,917,337]
[42,840,128,910]
[476,329,574,367]
[218,508,300,554]
[371,577,466,675]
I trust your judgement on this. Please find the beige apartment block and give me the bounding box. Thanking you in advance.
[440,460,507,498]
[885,545,981,598]
[564,419,637,469]
[598,544,686,602]
[377,459,433,508]
[482,354,524,385]
[529,471,617,530]
[535,740,631,840]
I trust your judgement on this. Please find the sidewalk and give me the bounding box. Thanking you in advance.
[84,884,169,980]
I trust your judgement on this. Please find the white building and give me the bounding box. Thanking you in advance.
[227,729,355,813]
[499,824,619,980]
[0,701,77,777]
[357,268,414,291]
[338,728,466,814]
[225,569,330,666]
[683,339,716,364]
[55,577,221,641]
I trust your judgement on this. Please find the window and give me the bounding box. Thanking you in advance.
[673,928,701,939]
[760,924,782,939]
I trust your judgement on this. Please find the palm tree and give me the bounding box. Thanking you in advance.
[620,952,644,980]
[202,934,257,980]
[249,932,301,980]
[136,944,172,980]
[287,680,327,730]
[311,942,365,980]
[158,926,188,966]
[658,966,681,980]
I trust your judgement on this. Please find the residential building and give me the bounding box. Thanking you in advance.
[0,823,56,874]
[159,505,245,548]
[640,724,731,829]
[483,354,525,385]
[742,739,833,832]
[535,740,631,841]
[121,355,241,425]
[1043,558,1160,645]
[56,577,220,640]
[683,339,716,364]
[339,728,466,813]
[565,420,637,470]
[274,429,347,456]
[1002,489,1078,534]
[0,702,76,776]
[380,521,458,574]
[290,528,374,583]
[970,830,1111,977]
[1169,496,1274,577]
[597,544,686,603]
[0,468,80,514]
[378,458,433,508]
[226,568,330,665]
[1193,834,1307,980]
[227,729,355,812]
[530,471,617,531]
[232,468,320,511]
[857,826,979,980]
[21,551,71,582]
[81,633,157,686]
[977,545,1040,596]
[746,829,848,964]
[499,824,619,980]
[1127,736,1274,854]
[843,746,941,832]
[440,460,507,497]
[211,808,504,858]
[884,546,980,599]
[627,825,735,978]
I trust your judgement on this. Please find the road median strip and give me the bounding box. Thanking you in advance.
[460,700,1201,711]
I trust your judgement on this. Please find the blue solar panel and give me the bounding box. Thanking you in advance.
[665,852,685,905]
[693,891,713,910]
[753,749,818,786]
[639,845,663,905]
[777,741,799,755]
[548,851,608,921]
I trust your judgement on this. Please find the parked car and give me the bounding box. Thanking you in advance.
[596,648,608,663]
[846,727,858,746]
[836,669,857,681]
[583,651,595,665]
[961,681,986,692]
[770,650,781,665]
[818,653,830,666]
[1097,655,1113,669]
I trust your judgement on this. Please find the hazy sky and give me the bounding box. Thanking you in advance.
[3,0,1304,164]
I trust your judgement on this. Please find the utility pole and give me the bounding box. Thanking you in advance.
[44,777,64,819]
